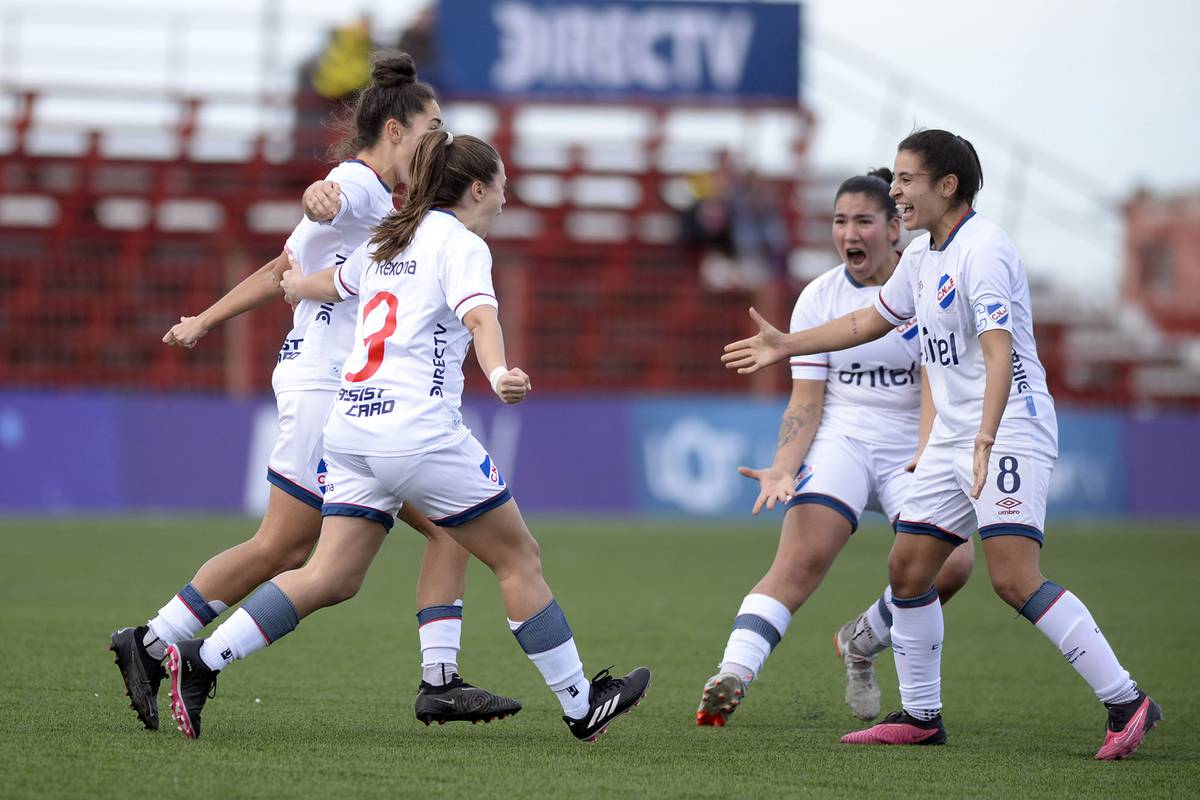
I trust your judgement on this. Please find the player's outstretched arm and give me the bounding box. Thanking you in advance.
[162,249,290,348]
[738,378,825,515]
[463,305,531,405]
[906,367,937,473]
[722,305,892,374]
[280,267,340,305]
[972,329,1014,498]
[303,180,342,222]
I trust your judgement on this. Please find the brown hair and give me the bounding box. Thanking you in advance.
[329,51,437,161]
[369,130,501,262]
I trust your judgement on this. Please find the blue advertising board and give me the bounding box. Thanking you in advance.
[434,0,801,102]
[1,391,1197,520]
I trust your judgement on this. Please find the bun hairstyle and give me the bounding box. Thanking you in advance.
[896,129,984,206]
[835,167,898,218]
[370,130,501,262]
[329,50,437,160]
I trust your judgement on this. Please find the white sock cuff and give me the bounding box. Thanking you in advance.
[738,593,793,636]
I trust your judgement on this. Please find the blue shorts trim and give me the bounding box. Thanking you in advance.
[432,488,513,528]
[896,519,969,547]
[786,492,859,533]
[979,523,1044,547]
[267,468,322,511]
[322,502,395,531]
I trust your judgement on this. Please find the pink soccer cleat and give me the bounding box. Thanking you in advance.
[1095,691,1162,760]
[841,710,947,745]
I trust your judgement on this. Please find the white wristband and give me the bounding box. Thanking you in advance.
[489,366,508,394]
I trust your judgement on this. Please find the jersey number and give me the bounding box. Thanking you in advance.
[345,291,399,383]
[996,455,1021,494]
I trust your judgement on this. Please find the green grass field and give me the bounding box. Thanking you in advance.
[1,517,1197,798]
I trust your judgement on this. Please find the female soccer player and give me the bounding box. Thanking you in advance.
[722,130,1160,760]
[108,53,519,732]
[163,129,651,743]
[696,169,975,727]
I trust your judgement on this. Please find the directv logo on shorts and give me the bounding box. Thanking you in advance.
[479,455,505,487]
[936,274,956,309]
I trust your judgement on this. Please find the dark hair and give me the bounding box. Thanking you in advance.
[370,130,500,261]
[329,51,437,160]
[897,129,984,206]
[834,167,897,218]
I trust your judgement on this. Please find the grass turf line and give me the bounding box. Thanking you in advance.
[1,518,1197,798]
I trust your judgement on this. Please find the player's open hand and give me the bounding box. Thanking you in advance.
[303,180,341,222]
[722,308,789,374]
[738,465,794,515]
[971,432,995,499]
[163,315,207,349]
[494,367,532,404]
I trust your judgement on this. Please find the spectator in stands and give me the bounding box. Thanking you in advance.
[681,152,789,292]
[293,14,376,159]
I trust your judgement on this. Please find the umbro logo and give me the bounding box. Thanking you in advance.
[995,497,1022,510]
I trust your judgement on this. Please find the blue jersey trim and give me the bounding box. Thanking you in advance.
[266,468,322,511]
[896,519,969,546]
[933,208,976,251]
[433,488,513,528]
[979,523,1044,547]
[843,267,866,289]
[322,502,395,531]
[786,492,859,533]
[430,207,458,218]
[343,158,391,193]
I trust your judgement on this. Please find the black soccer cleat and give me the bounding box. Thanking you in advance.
[414,674,523,725]
[109,625,165,730]
[564,666,652,743]
[165,640,217,739]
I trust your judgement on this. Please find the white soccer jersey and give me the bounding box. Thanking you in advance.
[273,160,396,392]
[874,210,1058,456]
[790,263,922,444]
[322,209,499,456]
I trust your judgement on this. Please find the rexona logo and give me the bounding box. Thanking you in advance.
[936,274,956,309]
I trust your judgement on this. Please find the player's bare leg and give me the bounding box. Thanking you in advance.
[700,504,851,726]
[982,535,1161,760]
[447,499,650,742]
[836,539,975,720]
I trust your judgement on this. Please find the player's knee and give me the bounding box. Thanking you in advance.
[989,572,1035,609]
[321,570,367,605]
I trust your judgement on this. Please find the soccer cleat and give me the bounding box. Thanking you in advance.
[834,617,881,720]
[414,675,522,725]
[1095,691,1163,760]
[695,671,746,727]
[840,710,947,745]
[109,626,166,730]
[564,666,652,743]
[165,640,217,740]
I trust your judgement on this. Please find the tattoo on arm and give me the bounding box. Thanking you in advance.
[778,402,820,449]
[850,310,860,337]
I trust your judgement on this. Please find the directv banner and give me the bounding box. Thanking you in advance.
[0,391,1195,519]
[434,0,801,102]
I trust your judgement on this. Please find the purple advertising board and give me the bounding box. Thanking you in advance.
[1,391,1197,520]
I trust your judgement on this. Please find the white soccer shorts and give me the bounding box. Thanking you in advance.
[321,433,512,531]
[784,433,916,532]
[266,389,335,510]
[895,441,1052,546]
